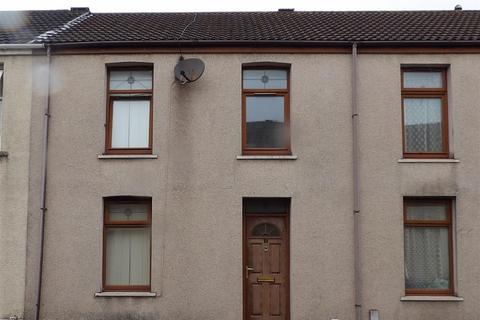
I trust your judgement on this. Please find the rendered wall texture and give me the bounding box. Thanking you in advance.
[22,52,480,320]
[0,54,36,319]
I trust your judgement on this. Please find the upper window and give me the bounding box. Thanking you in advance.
[403,198,453,295]
[242,65,291,155]
[103,197,151,291]
[401,68,449,158]
[105,67,153,154]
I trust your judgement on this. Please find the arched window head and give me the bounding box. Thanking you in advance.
[252,223,280,237]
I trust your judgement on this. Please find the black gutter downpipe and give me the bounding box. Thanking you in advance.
[35,45,51,320]
[351,42,362,320]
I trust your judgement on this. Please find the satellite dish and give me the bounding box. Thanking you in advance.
[174,57,205,83]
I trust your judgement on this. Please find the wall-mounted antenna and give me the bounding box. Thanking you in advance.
[174,13,205,84]
[177,13,198,59]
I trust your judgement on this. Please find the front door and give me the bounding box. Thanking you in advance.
[244,215,289,320]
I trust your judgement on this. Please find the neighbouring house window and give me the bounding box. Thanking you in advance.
[103,197,151,291]
[401,68,449,158]
[404,198,453,295]
[106,67,153,154]
[242,65,291,155]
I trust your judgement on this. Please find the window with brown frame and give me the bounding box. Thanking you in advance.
[242,64,291,155]
[105,67,153,154]
[401,68,449,158]
[403,198,454,295]
[103,197,151,292]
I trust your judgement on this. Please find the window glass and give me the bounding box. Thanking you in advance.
[404,71,443,88]
[406,203,447,220]
[252,223,281,237]
[243,69,287,89]
[109,70,152,90]
[404,98,443,153]
[111,100,150,148]
[108,203,149,222]
[244,198,290,214]
[404,227,450,290]
[246,96,285,148]
[106,227,150,286]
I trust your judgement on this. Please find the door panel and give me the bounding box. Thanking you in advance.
[244,215,289,320]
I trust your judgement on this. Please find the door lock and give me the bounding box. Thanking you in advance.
[246,266,254,279]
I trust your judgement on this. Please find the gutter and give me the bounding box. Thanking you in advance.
[0,44,44,50]
[45,39,480,49]
[351,42,362,320]
[35,45,51,320]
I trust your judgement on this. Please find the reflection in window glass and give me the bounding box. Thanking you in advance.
[246,96,285,148]
[404,98,443,153]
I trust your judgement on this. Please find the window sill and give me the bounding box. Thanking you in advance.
[236,155,298,160]
[0,151,8,158]
[95,291,157,297]
[400,296,463,302]
[398,159,460,163]
[98,154,158,159]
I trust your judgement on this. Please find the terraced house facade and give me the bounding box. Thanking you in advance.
[2,7,480,320]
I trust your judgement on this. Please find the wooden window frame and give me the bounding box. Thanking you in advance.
[242,65,291,155]
[105,66,153,155]
[102,197,152,292]
[403,197,454,296]
[401,68,449,159]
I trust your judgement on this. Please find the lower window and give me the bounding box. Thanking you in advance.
[103,197,151,291]
[403,198,453,295]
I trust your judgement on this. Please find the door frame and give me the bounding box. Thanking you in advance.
[242,209,290,320]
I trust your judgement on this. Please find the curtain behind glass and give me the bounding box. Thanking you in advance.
[404,98,443,152]
[404,227,450,289]
[106,227,150,286]
[111,100,150,148]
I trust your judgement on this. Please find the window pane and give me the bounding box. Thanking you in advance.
[406,203,447,221]
[106,227,150,286]
[246,96,285,148]
[108,203,149,222]
[244,198,290,214]
[111,100,150,148]
[404,227,450,290]
[109,70,152,91]
[404,98,443,153]
[243,69,287,89]
[404,71,443,88]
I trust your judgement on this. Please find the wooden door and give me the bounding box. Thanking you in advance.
[244,215,289,320]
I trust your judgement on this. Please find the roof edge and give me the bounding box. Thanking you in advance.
[46,39,480,49]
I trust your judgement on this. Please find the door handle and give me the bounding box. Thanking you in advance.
[246,266,254,279]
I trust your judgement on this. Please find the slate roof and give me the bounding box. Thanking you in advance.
[0,10,86,44]
[35,10,480,46]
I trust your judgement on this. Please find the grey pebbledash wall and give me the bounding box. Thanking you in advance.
[22,51,480,320]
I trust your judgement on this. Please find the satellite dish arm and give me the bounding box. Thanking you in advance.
[180,71,192,82]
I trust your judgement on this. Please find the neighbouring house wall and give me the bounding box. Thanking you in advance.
[358,53,480,320]
[0,53,35,319]
[23,51,480,320]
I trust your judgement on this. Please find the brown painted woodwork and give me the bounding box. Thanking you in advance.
[401,68,449,159]
[105,66,154,155]
[242,65,291,155]
[403,197,454,296]
[102,197,152,292]
[244,214,289,320]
